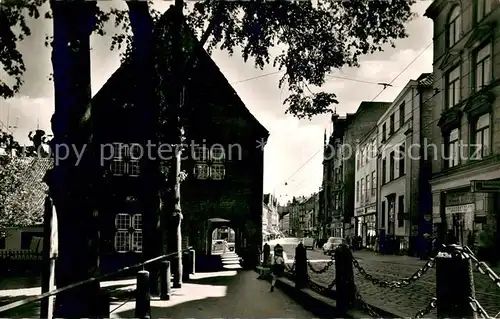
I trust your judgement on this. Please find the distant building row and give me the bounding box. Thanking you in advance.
[320,0,500,257]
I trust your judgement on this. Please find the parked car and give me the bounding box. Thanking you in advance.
[301,237,315,250]
[322,237,346,255]
[227,242,235,251]
[212,239,225,252]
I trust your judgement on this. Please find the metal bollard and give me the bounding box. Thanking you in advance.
[182,251,190,282]
[294,243,308,289]
[435,244,477,318]
[335,244,355,314]
[135,270,151,319]
[189,249,196,275]
[159,261,171,301]
[172,255,182,289]
[97,287,110,318]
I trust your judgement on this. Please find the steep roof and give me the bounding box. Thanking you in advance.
[92,8,268,139]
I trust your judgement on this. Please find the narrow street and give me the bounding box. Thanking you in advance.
[109,270,315,318]
[267,237,500,317]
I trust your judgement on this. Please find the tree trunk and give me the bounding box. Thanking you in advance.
[126,0,160,294]
[49,1,99,317]
[167,1,185,287]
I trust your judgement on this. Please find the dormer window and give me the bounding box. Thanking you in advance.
[447,6,461,48]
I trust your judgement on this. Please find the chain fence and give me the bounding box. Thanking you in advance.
[274,243,500,318]
[351,245,500,319]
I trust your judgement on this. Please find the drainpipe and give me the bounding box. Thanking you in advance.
[418,84,432,257]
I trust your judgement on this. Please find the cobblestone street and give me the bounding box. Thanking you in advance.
[279,244,500,317]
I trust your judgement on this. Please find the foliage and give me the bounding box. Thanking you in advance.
[1,0,416,118]
[0,155,45,228]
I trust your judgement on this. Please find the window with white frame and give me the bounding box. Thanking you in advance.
[193,145,226,180]
[446,65,460,109]
[109,143,141,177]
[472,113,490,159]
[474,42,491,92]
[447,6,461,48]
[114,213,142,253]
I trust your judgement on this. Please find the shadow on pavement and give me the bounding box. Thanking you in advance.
[112,270,314,318]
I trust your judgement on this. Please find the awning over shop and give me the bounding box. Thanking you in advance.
[262,230,270,235]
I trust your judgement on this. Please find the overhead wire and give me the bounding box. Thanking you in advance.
[277,21,497,196]
[277,40,434,195]
[288,43,500,194]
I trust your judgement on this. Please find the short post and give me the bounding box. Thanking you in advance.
[172,255,182,288]
[159,261,171,301]
[335,244,355,314]
[294,242,308,289]
[135,270,150,319]
[189,249,196,275]
[435,244,477,318]
[182,251,190,282]
[97,288,110,318]
[263,243,270,266]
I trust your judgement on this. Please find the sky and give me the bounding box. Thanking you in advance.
[0,1,434,204]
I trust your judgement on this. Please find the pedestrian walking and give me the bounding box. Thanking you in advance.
[270,244,285,292]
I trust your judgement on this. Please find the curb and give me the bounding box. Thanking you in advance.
[254,269,401,318]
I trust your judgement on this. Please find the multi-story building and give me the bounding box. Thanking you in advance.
[425,0,500,255]
[279,205,291,235]
[322,114,347,238]
[342,102,392,238]
[377,73,435,255]
[263,193,279,238]
[354,127,378,249]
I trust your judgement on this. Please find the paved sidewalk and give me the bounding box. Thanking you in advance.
[111,270,314,318]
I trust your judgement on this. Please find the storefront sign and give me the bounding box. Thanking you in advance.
[471,180,500,193]
[445,191,473,206]
[445,204,475,214]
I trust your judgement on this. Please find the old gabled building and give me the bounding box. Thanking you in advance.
[91,8,268,272]
[425,0,500,257]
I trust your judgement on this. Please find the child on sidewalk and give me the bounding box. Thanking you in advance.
[270,244,285,292]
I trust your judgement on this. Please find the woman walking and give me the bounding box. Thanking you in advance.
[270,244,285,292]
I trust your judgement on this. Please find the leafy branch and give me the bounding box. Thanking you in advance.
[1,0,416,118]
